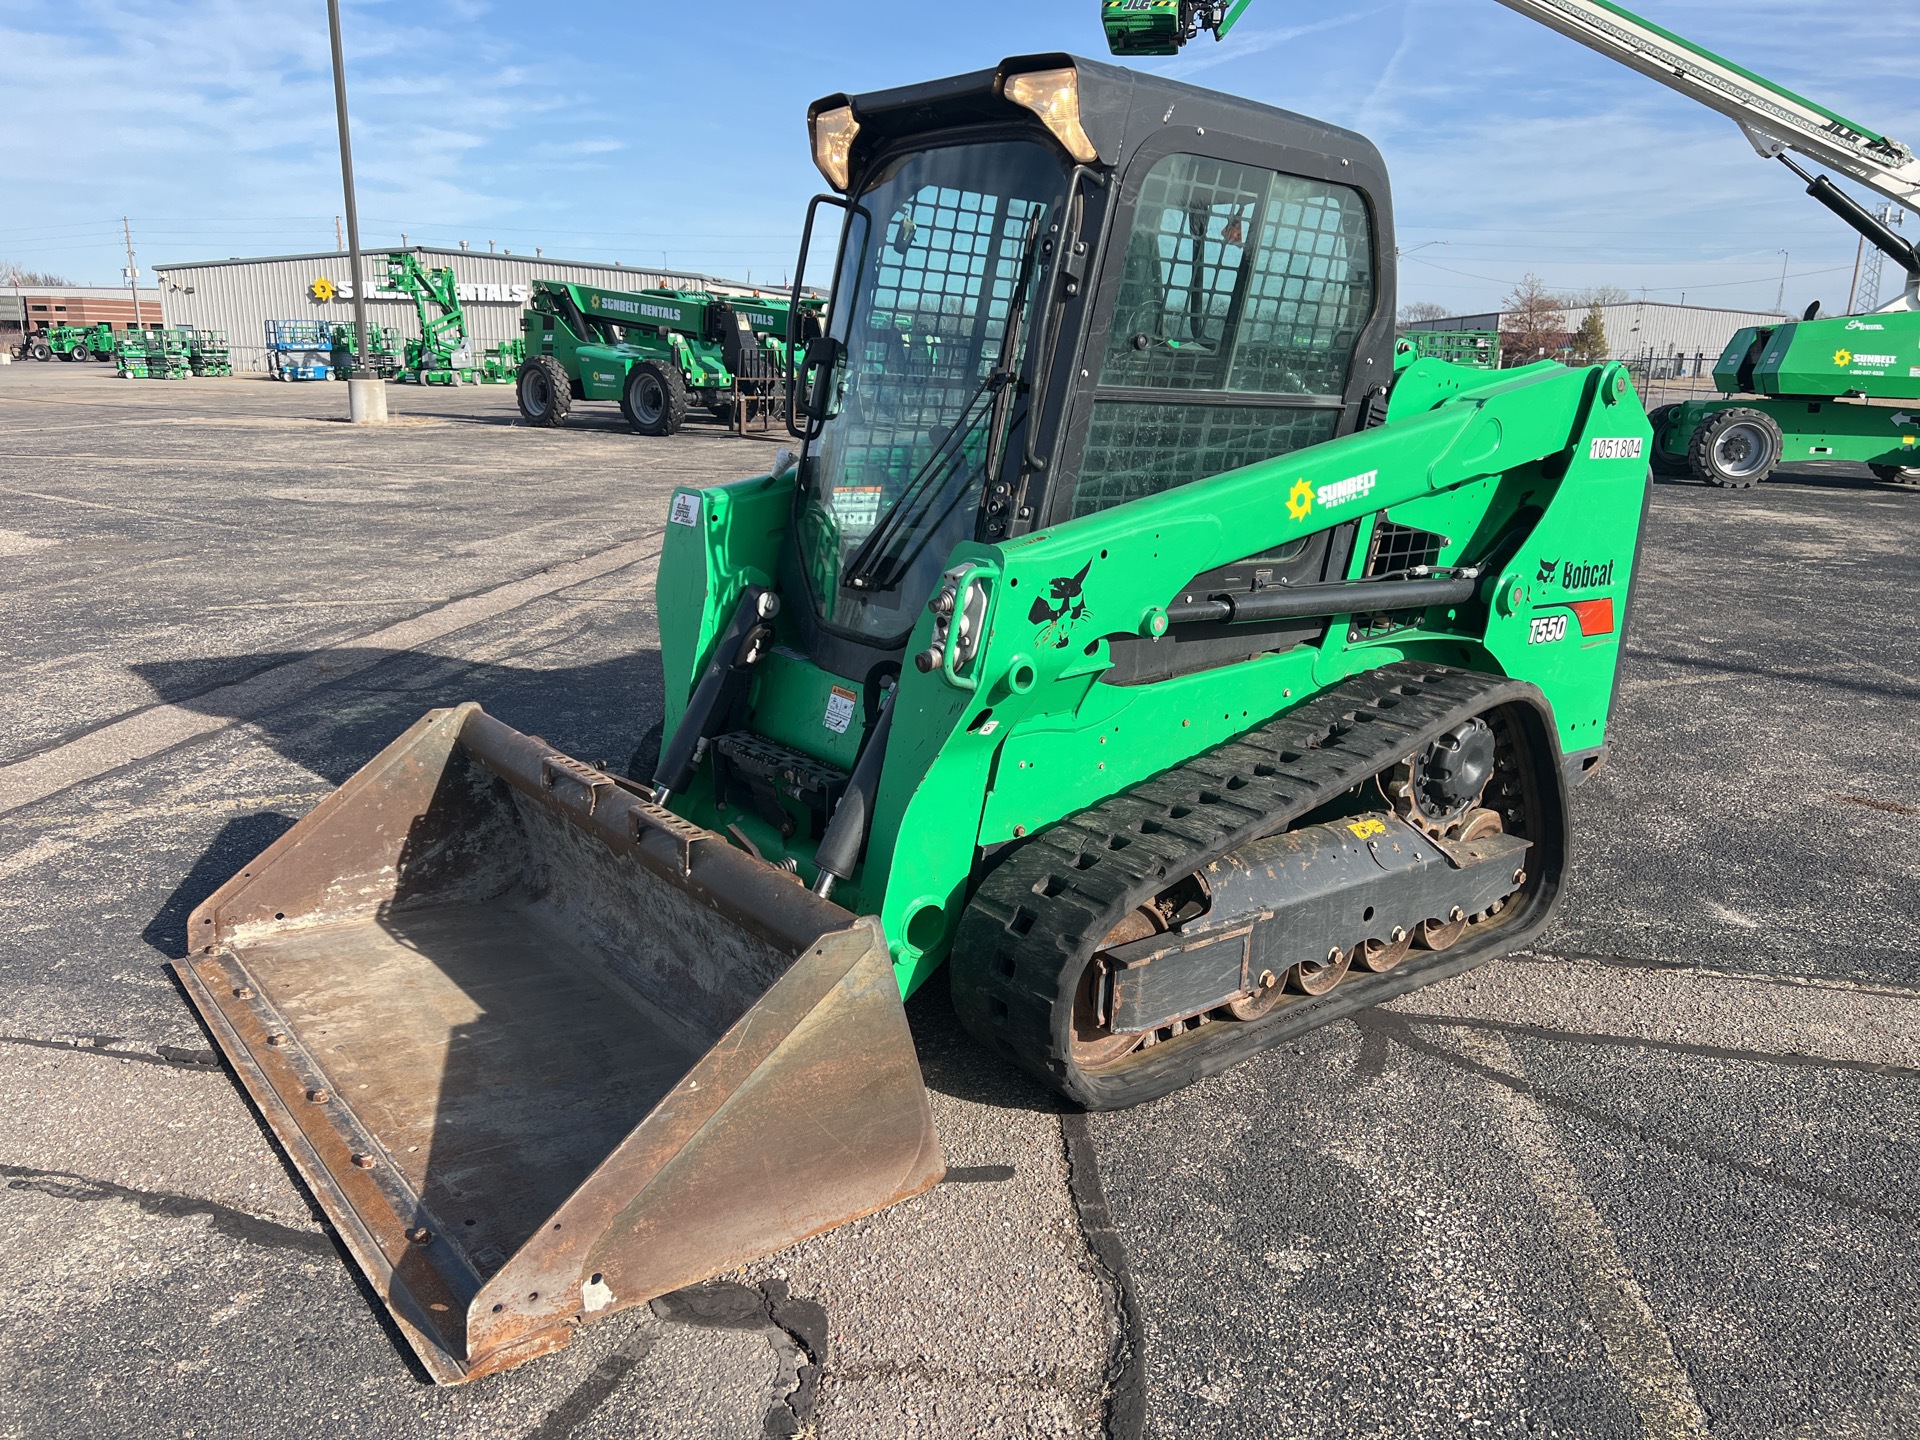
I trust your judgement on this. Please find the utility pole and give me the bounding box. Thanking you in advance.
[336,215,344,252]
[328,0,384,422]
[122,218,141,328]
[1855,205,1902,314]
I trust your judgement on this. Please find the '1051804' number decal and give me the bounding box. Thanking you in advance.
[1528,614,1568,645]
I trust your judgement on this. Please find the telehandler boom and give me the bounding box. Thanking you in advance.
[1118,0,1920,487]
[179,54,1649,1381]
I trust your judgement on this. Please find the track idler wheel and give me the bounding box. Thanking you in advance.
[1227,967,1285,1021]
[1071,908,1164,1069]
[1355,927,1412,974]
[1417,909,1469,951]
[1288,945,1353,996]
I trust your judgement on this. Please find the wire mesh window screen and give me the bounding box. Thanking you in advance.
[1097,154,1373,396]
[1072,404,1340,519]
[836,186,1047,510]
[1363,521,1446,578]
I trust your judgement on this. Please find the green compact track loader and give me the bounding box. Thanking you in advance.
[514,280,819,435]
[179,55,1649,1383]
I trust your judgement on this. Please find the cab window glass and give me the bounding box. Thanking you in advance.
[1076,153,1374,518]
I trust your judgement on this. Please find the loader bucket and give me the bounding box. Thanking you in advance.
[173,704,943,1383]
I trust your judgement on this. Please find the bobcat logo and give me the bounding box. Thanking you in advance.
[1536,558,1559,584]
[1029,559,1093,650]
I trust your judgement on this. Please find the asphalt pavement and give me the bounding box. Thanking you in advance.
[1,362,1915,1439]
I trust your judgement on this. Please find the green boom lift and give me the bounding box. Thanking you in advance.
[178,56,1650,1383]
[515,279,821,434]
[382,251,477,385]
[1131,0,1920,489]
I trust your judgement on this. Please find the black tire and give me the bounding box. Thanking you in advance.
[625,718,665,786]
[1869,463,1920,486]
[516,354,571,426]
[1688,406,1781,488]
[1645,405,1689,477]
[27,340,51,362]
[623,361,689,436]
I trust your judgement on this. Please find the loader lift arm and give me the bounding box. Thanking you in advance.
[1109,0,1920,306]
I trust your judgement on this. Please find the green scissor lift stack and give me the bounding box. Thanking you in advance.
[145,328,192,380]
[190,330,232,377]
[114,329,151,378]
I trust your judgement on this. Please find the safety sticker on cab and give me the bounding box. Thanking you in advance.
[823,685,858,735]
[669,492,702,526]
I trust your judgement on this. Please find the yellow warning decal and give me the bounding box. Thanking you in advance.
[1347,817,1388,839]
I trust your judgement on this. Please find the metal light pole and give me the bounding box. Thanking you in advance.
[328,0,385,422]
[1775,249,1790,314]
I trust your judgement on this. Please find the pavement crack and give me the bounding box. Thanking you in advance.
[650,1278,827,1437]
[0,1160,331,1256]
[1061,1111,1146,1440]
[1357,1010,1920,1231]
[0,1033,221,1071]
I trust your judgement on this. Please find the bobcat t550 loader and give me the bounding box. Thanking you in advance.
[176,54,1650,1381]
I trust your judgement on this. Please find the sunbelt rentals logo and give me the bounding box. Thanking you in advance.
[1290,469,1378,521]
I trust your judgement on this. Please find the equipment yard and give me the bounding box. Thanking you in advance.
[3,363,1917,1439]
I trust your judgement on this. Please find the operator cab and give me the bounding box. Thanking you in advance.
[782,54,1397,682]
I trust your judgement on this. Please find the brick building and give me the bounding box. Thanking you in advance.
[2,285,164,339]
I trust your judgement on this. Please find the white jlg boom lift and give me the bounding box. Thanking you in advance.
[1107,0,1920,305]
[1104,0,1920,486]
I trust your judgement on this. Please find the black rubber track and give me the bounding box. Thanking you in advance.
[949,662,1569,1109]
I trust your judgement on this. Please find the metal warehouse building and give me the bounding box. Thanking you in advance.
[1405,299,1786,375]
[152,247,767,372]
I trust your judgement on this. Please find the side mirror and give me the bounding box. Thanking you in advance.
[804,336,844,421]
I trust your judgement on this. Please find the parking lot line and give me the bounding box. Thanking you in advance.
[1463,1030,1712,1439]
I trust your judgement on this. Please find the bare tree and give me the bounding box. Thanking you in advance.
[1398,300,1451,325]
[0,261,74,286]
[1500,273,1569,363]
[1559,284,1630,308]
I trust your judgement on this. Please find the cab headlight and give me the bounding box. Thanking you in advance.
[809,105,860,191]
[1003,67,1099,165]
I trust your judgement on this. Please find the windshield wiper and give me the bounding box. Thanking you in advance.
[841,213,1046,594]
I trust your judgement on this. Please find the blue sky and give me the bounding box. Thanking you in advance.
[5,1,1917,317]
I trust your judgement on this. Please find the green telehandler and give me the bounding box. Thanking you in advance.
[177,55,1648,1383]
[45,321,117,363]
[514,280,821,434]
